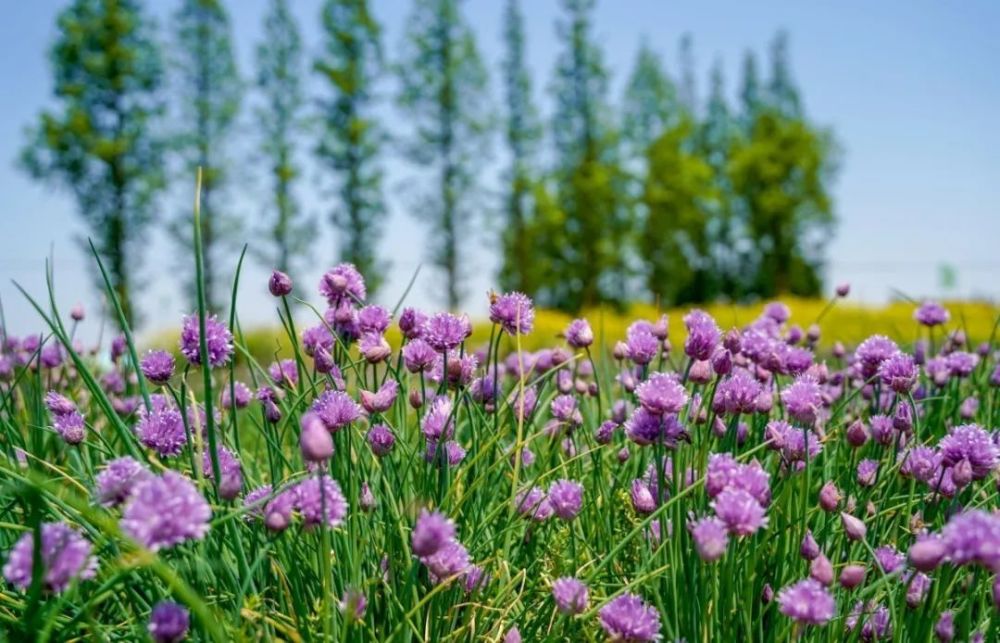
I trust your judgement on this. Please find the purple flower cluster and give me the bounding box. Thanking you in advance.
[179,314,233,368]
[120,471,211,551]
[598,593,661,642]
[3,522,97,593]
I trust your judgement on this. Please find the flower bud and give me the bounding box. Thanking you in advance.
[952,458,973,488]
[836,283,850,297]
[818,482,840,512]
[711,350,733,376]
[846,420,869,447]
[268,270,293,297]
[839,564,866,589]
[300,412,334,462]
[841,512,867,541]
[359,482,376,513]
[70,303,85,321]
[908,539,946,572]
[800,530,820,560]
[810,554,834,586]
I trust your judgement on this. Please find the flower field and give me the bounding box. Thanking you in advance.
[2,248,999,641]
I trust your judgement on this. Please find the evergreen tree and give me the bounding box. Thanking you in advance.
[21,0,165,328]
[677,33,697,115]
[498,0,543,295]
[545,0,629,311]
[256,0,312,282]
[397,0,492,310]
[170,0,243,313]
[315,0,386,294]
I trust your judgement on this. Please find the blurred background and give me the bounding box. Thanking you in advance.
[2,0,998,342]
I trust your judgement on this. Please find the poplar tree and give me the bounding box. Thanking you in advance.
[256,0,312,281]
[397,0,492,310]
[21,0,165,327]
[315,0,386,293]
[170,0,243,312]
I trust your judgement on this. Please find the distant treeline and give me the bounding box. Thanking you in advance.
[22,0,836,327]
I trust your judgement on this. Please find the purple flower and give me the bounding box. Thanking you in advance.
[268,269,293,297]
[319,263,366,306]
[874,545,905,574]
[424,313,470,352]
[45,391,77,416]
[914,300,949,326]
[301,325,334,357]
[221,381,252,409]
[294,475,348,528]
[712,488,768,536]
[359,332,391,363]
[95,456,152,507]
[768,421,822,467]
[421,396,455,441]
[424,440,466,466]
[878,352,917,393]
[515,486,553,521]
[906,572,931,607]
[135,397,187,458]
[598,593,661,642]
[777,579,835,625]
[120,471,211,551]
[857,459,879,487]
[2,522,97,593]
[357,305,391,335]
[935,611,955,642]
[946,351,978,378]
[53,410,86,444]
[712,370,763,415]
[938,424,999,479]
[202,446,243,500]
[402,338,437,373]
[841,513,867,541]
[625,330,660,365]
[179,314,233,368]
[550,394,579,423]
[548,479,584,520]
[490,291,534,336]
[855,335,899,379]
[847,602,892,640]
[340,587,367,623]
[366,424,396,457]
[940,510,1000,570]
[398,307,427,339]
[684,310,720,360]
[263,488,297,532]
[412,509,455,558]
[141,350,176,384]
[763,302,791,324]
[800,530,820,560]
[148,601,190,643]
[689,516,729,562]
[552,577,589,614]
[311,390,362,432]
[429,351,478,388]
[636,372,689,415]
[111,334,127,362]
[242,485,273,522]
[625,409,687,448]
[463,564,490,594]
[780,375,823,425]
[360,379,399,414]
[705,453,771,506]
[565,318,594,348]
[421,539,470,583]
[269,359,298,388]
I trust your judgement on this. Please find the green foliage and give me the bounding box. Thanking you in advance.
[20,0,165,328]
[640,118,717,305]
[622,42,678,159]
[728,110,836,297]
[169,0,243,313]
[315,0,387,294]
[397,0,493,310]
[544,0,630,311]
[255,0,313,282]
[498,0,542,295]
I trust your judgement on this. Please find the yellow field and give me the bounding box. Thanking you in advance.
[146,298,998,366]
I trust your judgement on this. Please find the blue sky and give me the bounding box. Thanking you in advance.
[2,0,999,340]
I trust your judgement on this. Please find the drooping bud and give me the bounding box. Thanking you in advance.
[268,270,293,297]
[300,412,334,462]
[841,512,867,541]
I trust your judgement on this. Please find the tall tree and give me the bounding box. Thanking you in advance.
[728,112,835,297]
[397,0,492,310]
[315,0,386,293]
[544,0,629,311]
[171,0,243,312]
[21,0,165,328]
[498,0,542,294]
[738,50,762,130]
[256,0,312,281]
[766,31,801,119]
[677,33,697,115]
[640,118,716,305]
[621,41,677,159]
